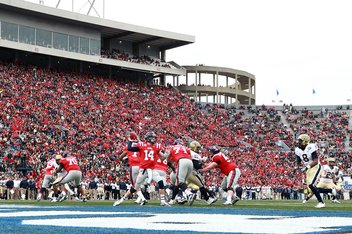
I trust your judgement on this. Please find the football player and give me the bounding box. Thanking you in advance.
[200,145,241,205]
[113,132,147,206]
[316,157,341,203]
[165,138,194,205]
[295,134,325,208]
[53,154,86,202]
[127,131,170,206]
[187,141,217,205]
[36,156,56,201]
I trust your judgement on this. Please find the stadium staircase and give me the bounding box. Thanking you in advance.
[278,110,295,136]
[168,61,185,70]
[345,109,352,151]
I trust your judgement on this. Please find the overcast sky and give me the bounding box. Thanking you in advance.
[27,0,352,106]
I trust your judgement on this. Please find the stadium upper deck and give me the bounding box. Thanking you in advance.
[0,0,194,77]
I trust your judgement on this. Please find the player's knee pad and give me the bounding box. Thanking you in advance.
[130,187,136,193]
[158,180,165,189]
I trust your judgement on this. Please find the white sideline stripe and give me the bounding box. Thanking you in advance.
[22,213,352,234]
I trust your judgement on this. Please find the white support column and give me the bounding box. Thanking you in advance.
[195,71,198,100]
[248,77,252,105]
[254,79,256,104]
[235,74,238,103]
[216,71,219,104]
[213,73,215,87]
[173,76,175,86]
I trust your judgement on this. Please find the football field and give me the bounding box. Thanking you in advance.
[0,200,351,233]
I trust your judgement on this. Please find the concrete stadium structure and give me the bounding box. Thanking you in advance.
[172,65,256,105]
[0,0,194,81]
[0,0,256,105]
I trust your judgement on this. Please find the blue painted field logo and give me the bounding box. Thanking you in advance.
[21,212,352,233]
[1,205,352,233]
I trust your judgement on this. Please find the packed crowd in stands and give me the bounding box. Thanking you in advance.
[0,61,351,200]
[101,49,172,68]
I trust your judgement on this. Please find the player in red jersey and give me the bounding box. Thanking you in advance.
[113,132,147,206]
[200,146,241,205]
[128,131,170,206]
[36,157,56,201]
[53,154,86,202]
[166,138,194,204]
[154,158,168,186]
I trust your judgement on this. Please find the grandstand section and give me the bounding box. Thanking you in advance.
[173,65,255,105]
[0,0,194,81]
[0,0,351,207]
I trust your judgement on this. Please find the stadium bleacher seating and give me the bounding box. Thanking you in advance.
[0,61,350,200]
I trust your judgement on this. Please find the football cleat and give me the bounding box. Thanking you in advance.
[58,194,67,202]
[140,199,148,206]
[223,201,233,206]
[168,199,176,205]
[51,197,58,203]
[134,197,142,204]
[80,197,87,202]
[232,196,240,205]
[302,199,308,204]
[175,195,187,205]
[207,197,218,205]
[188,193,197,206]
[160,201,171,207]
[332,199,341,204]
[113,199,124,206]
[315,202,325,208]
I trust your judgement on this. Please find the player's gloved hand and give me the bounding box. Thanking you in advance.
[301,167,308,172]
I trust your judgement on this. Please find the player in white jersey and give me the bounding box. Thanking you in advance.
[316,157,341,203]
[187,141,217,205]
[295,134,325,208]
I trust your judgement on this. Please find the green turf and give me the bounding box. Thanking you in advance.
[1,199,351,211]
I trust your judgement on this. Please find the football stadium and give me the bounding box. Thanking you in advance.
[0,0,351,233]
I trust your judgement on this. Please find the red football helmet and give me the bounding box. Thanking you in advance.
[128,132,138,142]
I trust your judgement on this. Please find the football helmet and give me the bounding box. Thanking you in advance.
[55,154,62,160]
[189,141,201,153]
[327,157,336,168]
[297,134,310,149]
[210,145,220,154]
[174,138,184,145]
[128,131,138,142]
[145,131,157,144]
[327,157,335,162]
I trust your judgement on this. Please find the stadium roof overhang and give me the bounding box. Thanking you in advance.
[0,0,195,50]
